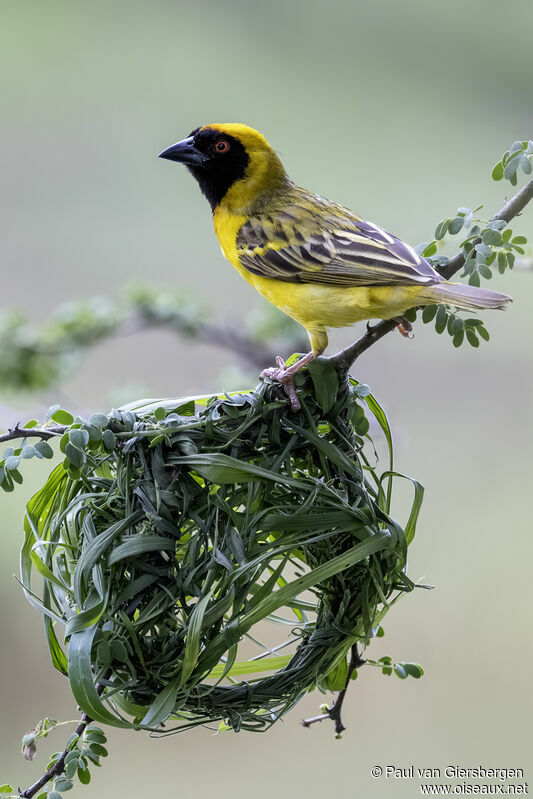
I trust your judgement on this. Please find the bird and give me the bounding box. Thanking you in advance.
[159,123,512,409]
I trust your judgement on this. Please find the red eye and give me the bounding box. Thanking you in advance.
[215,140,230,153]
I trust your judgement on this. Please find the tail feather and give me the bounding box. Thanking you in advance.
[419,281,512,311]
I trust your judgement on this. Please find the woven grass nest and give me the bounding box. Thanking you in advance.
[22,358,423,735]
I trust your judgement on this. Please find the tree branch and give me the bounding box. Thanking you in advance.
[18,713,91,799]
[329,178,533,374]
[0,424,67,445]
[301,644,366,735]
[117,310,305,370]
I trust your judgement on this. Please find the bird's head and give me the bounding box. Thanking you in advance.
[158,123,288,213]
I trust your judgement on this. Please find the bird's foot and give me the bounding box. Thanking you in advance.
[395,316,414,338]
[260,357,301,411]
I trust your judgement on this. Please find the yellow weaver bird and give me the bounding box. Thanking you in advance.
[159,123,511,408]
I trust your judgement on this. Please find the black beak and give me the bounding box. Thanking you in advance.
[158,136,206,166]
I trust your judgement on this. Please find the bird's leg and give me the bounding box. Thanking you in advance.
[260,351,316,412]
[394,316,414,338]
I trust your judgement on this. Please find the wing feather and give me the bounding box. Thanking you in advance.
[236,196,440,288]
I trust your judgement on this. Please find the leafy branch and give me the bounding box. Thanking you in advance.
[0,288,306,393]
[2,716,109,799]
[330,146,533,374]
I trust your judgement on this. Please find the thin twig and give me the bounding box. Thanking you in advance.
[18,713,91,799]
[330,178,533,374]
[116,309,307,370]
[301,644,365,735]
[0,424,67,445]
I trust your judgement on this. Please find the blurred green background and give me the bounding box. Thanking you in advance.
[1,1,532,796]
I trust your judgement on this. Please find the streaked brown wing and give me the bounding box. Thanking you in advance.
[236,211,440,287]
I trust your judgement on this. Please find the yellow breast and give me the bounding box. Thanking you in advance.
[213,205,425,337]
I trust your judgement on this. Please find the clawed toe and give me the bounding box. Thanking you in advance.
[260,360,301,411]
[260,351,317,412]
[395,316,414,338]
[260,366,284,382]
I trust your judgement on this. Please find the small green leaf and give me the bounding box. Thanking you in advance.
[448,217,464,235]
[97,641,111,665]
[78,767,91,784]
[34,440,54,458]
[23,419,39,429]
[466,330,479,348]
[447,314,455,335]
[69,429,89,449]
[89,413,108,427]
[403,663,424,678]
[422,305,438,323]
[482,229,502,246]
[65,759,78,779]
[491,161,504,181]
[435,305,447,334]
[154,407,167,421]
[354,415,369,436]
[475,243,492,259]
[21,445,36,459]
[325,657,348,691]
[0,786,14,794]
[55,777,74,791]
[504,158,519,181]
[435,219,450,240]
[308,357,339,414]
[394,663,408,679]
[4,455,20,471]
[11,469,23,485]
[421,241,437,257]
[88,743,108,758]
[65,443,85,467]
[110,640,128,662]
[51,409,74,425]
[452,331,464,348]
[478,326,489,342]
[103,430,116,450]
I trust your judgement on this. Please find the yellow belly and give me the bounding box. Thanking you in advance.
[213,205,424,354]
[248,276,424,330]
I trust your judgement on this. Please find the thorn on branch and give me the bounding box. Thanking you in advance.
[0,424,67,445]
